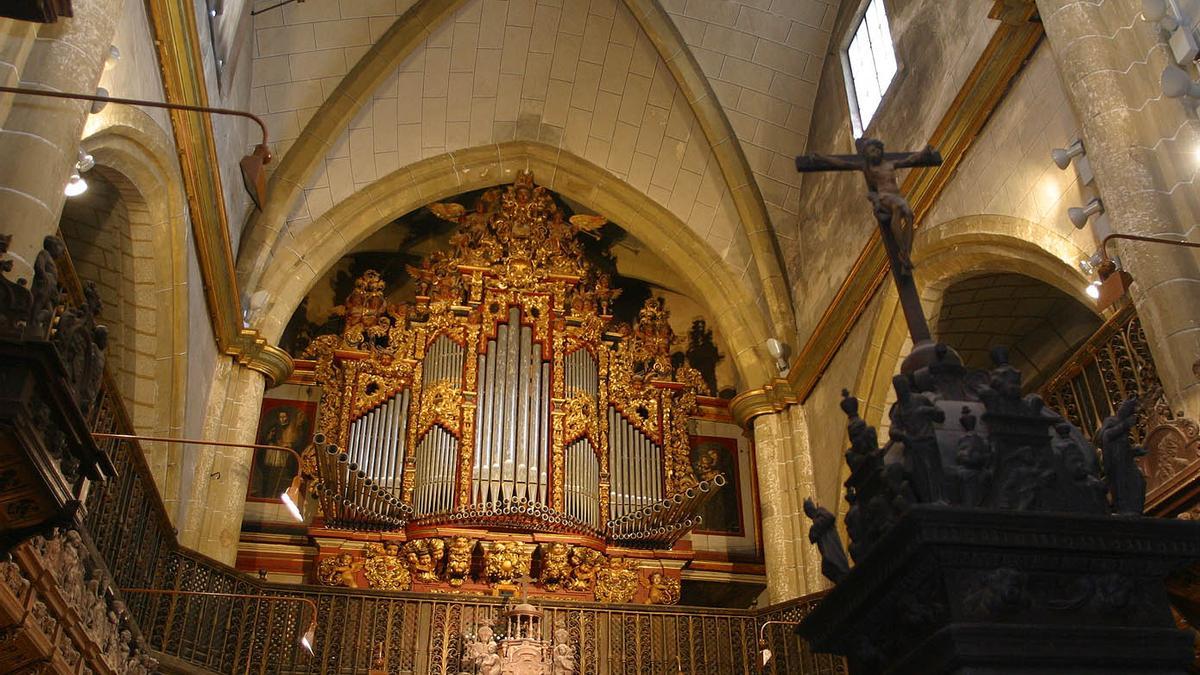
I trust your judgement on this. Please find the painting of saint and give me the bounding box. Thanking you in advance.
[248,399,315,500]
[690,436,742,535]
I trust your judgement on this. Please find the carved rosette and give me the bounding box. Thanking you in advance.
[482,541,533,586]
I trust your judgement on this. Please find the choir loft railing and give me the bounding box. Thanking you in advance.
[77,354,841,674]
[1039,304,1200,514]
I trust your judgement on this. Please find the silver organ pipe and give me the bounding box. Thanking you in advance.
[471,307,549,510]
[565,439,600,527]
[607,406,664,519]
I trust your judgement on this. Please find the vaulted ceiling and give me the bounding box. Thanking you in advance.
[236,0,837,383]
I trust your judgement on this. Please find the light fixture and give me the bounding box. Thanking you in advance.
[90,88,108,114]
[1144,0,1181,31]
[0,84,272,210]
[281,475,305,522]
[757,620,805,669]
[1068,198,1104,229]
[76,149,95,173]
[1085,280,1102,300]
[300,619,316,655]
[1089,232,1200,310]
[765,338,791,375]
[91,432,306,522]
[1162,64,1200,100]
[64,170,88,197]
[1078,252,1103,275]
[104,44,120,70]
[1051,139,1085,170]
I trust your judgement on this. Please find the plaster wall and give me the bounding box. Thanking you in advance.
[784,0,998,348]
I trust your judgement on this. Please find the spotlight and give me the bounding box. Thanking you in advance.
[240,143,273,210]
[1162,64,1200,99]
[300,620,316,655]
[765,338,791,375]
[1051,139,1085,170]
[1144,0,1180,31]
[104,45,120,71]
[281,475,305,522]
[76,149,95,173]
[1085,280,1102,300]
[1078,253,1103,275]
[1068,198,1104,229]
[90,88,108,114]
[760,645,773,667]
[64,171,88,197]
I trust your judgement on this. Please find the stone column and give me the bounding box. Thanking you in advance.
[0,0,123,281]
[752,406,825,604]
[177,360,267,565]
[1038,0,1200,418]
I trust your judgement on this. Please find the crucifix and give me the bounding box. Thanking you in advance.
[795,138,942,346]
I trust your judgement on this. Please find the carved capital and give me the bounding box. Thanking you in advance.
[228,329,294,386]
[728,377,800,428]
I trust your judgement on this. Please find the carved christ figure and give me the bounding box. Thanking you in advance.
[803,139,937,273]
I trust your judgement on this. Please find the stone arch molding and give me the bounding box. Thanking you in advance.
[248,141,775,386]
[76,107,190,502]
[853,213,1097,428]
[238,0,794,351]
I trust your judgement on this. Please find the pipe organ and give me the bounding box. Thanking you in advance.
[300,171,719,556]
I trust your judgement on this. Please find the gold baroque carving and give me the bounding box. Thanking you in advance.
[483,541,532,586]
[362,543,411,591]
[539,542,570,591]
[445,536,475,587]
[594,558,639,603]
[403,538,445,582]
[417,379,462,437]
[317,553,360,588]
[644,572,681,605]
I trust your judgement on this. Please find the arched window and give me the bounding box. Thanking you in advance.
[844,0,898,136]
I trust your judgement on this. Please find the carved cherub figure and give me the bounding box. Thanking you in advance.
[643,571,681,605]
[318,553,360,587]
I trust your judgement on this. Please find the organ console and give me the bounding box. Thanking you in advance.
[299,170,720,558]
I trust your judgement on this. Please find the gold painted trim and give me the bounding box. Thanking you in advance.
[145,0,292,384]
[732,6,1044,428]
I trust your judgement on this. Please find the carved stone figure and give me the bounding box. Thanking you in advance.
[78,324,107,415]
[1053,422,1107,514]
[644,572,681,605]
[0,233,32,337]
[955,407,991,507]
[551,627,576,674]
[26,235,65,339]
[445,536,474,587]
[317,553,359,587]
[1099,397,1148,515]
[804,498,851,583]
[890,375,946,504]
[539,542,570,591]
[479,642,502,675]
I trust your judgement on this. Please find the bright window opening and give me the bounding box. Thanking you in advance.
[845,0,898,136]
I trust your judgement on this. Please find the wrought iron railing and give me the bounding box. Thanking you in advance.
[1040,305,1153,442]
[72,337,841,673]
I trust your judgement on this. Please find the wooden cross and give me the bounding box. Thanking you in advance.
[795,138,942,344]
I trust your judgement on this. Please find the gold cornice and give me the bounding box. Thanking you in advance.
[145,0,293,384]
[230,330,294,387]
[729,378,799,428]
[733,9,1043,429]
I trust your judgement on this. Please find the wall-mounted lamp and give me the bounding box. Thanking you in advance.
[1052,139,1085,170]
[765,338,791,376]
[122,589,317,656]
[1144,0,1200,62]
[91,432,309,522]
[64,170,88,197]
[0,85,272,209]
[104,45,120,71]
[1052,138,1094,185]
[1090,232,1200,309]
[758,619,805,667]
[76,149,95,173]
[1162,64,1200,101]
[1068,198,1105,229]
[1078,252,1103,275]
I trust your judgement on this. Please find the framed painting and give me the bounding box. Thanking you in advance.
[690,435,743,535]
[247,398,316,501]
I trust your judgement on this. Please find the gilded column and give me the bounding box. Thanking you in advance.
[177,360,267,565]
[1038,0,1200,418]
[752,406,824,604]
[0,0,124,280]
